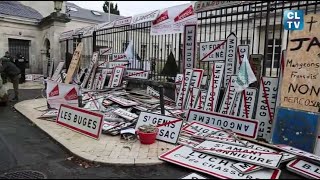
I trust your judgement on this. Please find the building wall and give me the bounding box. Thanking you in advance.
[19,1,66,17]
[0,18,42,73]
[64,20,97,32]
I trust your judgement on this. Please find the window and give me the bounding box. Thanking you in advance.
[266,38,281,69]
[91,11,102,16]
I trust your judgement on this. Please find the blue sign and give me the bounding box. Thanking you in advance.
[284,10,304,30]
[271,107,320,153]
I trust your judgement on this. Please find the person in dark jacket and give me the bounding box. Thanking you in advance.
[15,53,26,84]
[0,51,21,101]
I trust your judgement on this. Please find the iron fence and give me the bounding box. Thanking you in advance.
[59,1,320,83]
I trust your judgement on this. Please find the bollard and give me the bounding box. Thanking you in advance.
[159,85,165,115]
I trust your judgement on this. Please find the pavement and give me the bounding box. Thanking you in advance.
[14,98,176,165]
[0,87,304,179]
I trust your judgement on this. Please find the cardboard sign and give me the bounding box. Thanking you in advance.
[114,17,132,27]
[126,70,149,79]
[186,88,200,109]
[176,69,194,109]
[271,107,320,153]
[200,40,226,61]
[187,109,259,138]
[219,75,237,115]
[194,1,241,12]
[131,10,160,24]
[114,108,138,121]
[99,47,112,55]
[51,62,65,81]
[56,104,103,139]
[81,52,99,88]
[107,66,126,88]
[255,77,279,141]
[231,163,263,174]
[159,145,281,179]
[112,53,128,61]
[194,90,207,110]
[239,88,258,119]
[281,14,320,113]
[224,33,237,88]
[181,173,206,179]
[183,24,197,69]
[203,62,225,112]
[65,42,83,84]
[135,112,183,144]
[287,159,320,179]
[194,141,283,169]
[236,45,249,73]
[46,80,79,109]
[108,96,139,107]
[275,144,320,163]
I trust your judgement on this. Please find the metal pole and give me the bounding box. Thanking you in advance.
[108,1,111,22]
[159,85,165,115]
[262,1,271,76]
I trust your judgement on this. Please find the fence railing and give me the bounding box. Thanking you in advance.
[59,1,320,83]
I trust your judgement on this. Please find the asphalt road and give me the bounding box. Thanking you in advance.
[0,89,303,179]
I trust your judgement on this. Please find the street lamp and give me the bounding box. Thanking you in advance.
[54,1,63,13]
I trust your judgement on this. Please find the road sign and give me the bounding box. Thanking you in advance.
[183,24,197,69]
[51,62,65,81]
[194,90,207,110]
[192,131,248,147]
[255,77,279,141]
[224,33,237,87]
[219,75,237,115]
[81,52,99,88]
[203,62,225,112]
[109,61,129,69]
[176,69,194,109]
[56,104,103,139]
[135,112,183,144]
[186,88,200,109]
[235,45,249,73]
[238,88,258,119]
[287,159,320,179]
[112,53,128,61]
[186,109,259,138]
[194,141,283,169]
[108,96,139,107]
[107,66,126,88]
[231,163,263,174]
[159,145,281,179]
[181,173,206,179]
[182,122,228,137]
[114,108,138,121]
[126,70,149,79]
[99,47,112,55]
[200,40,226,61]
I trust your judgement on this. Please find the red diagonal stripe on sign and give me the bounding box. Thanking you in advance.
[156,119,183,128]
[193,148,280,155]
[126,71,146,77]
[200,40,227,61]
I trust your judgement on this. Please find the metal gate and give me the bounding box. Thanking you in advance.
[8,38,30,68]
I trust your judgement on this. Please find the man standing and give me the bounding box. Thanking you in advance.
[0,51,21,101]
[15,53,26,84]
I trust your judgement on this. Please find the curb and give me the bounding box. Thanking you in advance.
[14,100,166,166]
